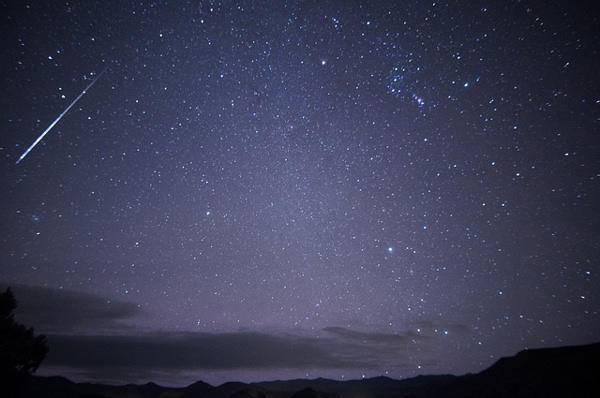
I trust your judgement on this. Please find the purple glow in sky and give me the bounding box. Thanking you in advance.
[1,0,599,386]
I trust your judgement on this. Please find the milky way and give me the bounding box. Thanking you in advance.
[1,0,599,386]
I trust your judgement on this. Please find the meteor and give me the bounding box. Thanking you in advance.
[15,69,106,164]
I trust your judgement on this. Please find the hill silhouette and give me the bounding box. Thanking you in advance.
[27,342,600,398]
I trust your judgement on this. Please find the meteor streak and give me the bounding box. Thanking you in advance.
[15,69,106,164]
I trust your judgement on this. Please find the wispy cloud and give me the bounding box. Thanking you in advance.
[323,326,426,346]
[44,331,363,370]
[2,283,470,384]
[1,283,143,333]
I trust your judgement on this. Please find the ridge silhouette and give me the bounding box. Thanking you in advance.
[24,342,600,398]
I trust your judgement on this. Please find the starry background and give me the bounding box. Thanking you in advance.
[1,0,599,386]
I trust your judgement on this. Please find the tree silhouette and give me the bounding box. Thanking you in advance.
[0,288,48,397]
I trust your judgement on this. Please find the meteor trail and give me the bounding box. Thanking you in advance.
[15,69,106,164]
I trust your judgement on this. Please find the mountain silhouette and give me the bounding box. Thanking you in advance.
[26,342,600,398]
[442,342,600,398]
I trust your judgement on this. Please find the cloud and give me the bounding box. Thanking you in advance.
[323,326,426,346]
[0,283,143,333]
[0,283,470,384]
[319,326,434,369]
[43,331,365,372]
[40,325,451,383]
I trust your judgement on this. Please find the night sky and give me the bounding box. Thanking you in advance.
[1,0,599,387]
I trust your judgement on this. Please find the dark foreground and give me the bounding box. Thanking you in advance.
[27,342,600,398]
